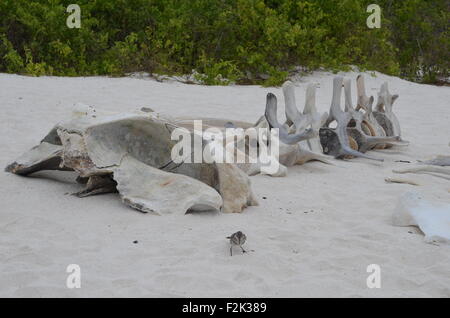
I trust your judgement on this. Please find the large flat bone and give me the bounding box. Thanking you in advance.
[113,156,223,215]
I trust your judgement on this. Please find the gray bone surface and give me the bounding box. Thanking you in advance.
[343,77,405,152]
[320,76,383,161]
[5,108,258,214]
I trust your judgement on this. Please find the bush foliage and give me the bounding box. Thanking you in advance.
[0,0,448,85]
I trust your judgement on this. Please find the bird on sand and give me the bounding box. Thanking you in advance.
[227,231,247,256]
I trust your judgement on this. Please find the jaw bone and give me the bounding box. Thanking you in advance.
[343,77,405,152]
[320,76,383,161]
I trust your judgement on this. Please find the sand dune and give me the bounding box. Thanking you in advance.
[0,71,449,297]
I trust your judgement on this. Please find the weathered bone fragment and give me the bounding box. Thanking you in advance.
[74,174,118,197]
[320,76,383,161]
[393,192,450,244]
[393,165,450,180]
[265,93,332,166]
[393,155,450,180]
[173,115,287,177]
[281,81,332,163]
[343,77,404,152]
[5,142,65,176]
[356,74,388,149]
[265,93,315,145]
[373,82,408,145]
[419,155,450,166]
[385,177,420,186]
[5,109,257,214]
[302,83,329,154]
[113,155,223,215]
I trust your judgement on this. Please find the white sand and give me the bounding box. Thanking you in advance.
[0,71,449,297]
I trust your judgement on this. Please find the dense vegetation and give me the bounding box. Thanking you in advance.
[0,0,448,85]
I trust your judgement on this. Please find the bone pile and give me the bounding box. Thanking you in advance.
[5,74,408,214]
[263,75,409,168]
[5,107,258,215]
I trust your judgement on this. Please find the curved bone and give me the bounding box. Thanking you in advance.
[265,93,315,145]
[343,77,404,152]
[282,81,309,131]
[356,74,387,149]
[302,83,328,153]
[282,81,330,159]
[419,155,450,166]
[265,93,332,167]
[393,165,450,181]
[320,76,383,161]
[393,155,450,181]
[114,155,223,214]
[373,82,408,145]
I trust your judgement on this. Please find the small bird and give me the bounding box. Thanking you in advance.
[227,231,247,256]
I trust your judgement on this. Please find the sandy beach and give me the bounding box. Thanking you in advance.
[0,71,449,297]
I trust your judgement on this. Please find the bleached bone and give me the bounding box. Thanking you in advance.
[5,109,258,214]
[216,94,331,176]
[393,165,450,180]
[319,76,383,161]
[385,177,420,186]
[393,155,450,180]
[172,86,331,178]
[172,116,287,177]
[419,155,450,166]
[265,93,316,145]
[356,74,387,149]
[302,83,329,153]
[343,77,405,152]
[282,81,328,154]
[393,192,450,244]
[373,82,408,145]
[264,93,332,166]
[282,81,309,131]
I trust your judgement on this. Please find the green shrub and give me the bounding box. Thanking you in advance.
[378,0,449,83]
[0,0,447,85]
